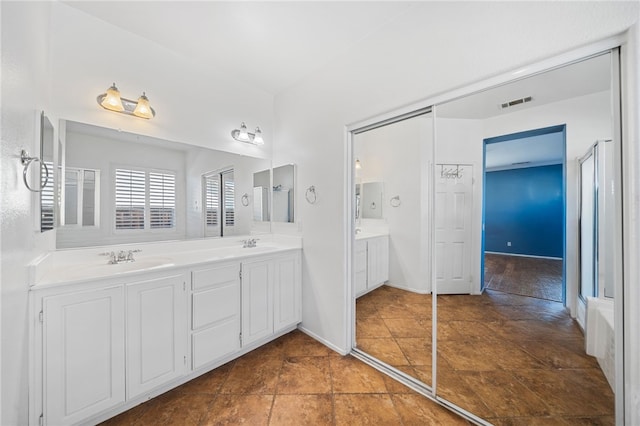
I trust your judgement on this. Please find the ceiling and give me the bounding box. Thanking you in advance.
[63,1,415,95]
[485,132,565,171]
[436,52,611,120]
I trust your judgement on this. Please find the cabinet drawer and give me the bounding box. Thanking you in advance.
[192,319,240,370]
[192,263,239,291]
[192,282,239,330]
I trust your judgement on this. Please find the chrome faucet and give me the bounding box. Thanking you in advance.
[241,238,259,248]
[100,249,142,264]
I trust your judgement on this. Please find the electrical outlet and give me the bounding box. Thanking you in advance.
[507,241,512,247]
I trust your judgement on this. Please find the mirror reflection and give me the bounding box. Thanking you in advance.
[433,51,617,422]
[253,168,271,222]
[40,113,55,232]
[353,112,434,388]
[57,120,271,248]
[272,164,295,223]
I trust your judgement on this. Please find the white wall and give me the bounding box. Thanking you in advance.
[1,3,53,424]
[273,2,638,353]
[355,115,433,293]
[49,2,274,159]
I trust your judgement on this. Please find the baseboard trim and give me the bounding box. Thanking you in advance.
[298,325,349,356]
[485,251,562,261]
[384,282,431,295]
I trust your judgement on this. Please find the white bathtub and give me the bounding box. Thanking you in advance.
[585,297,615,390]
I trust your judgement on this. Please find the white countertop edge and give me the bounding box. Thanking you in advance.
[31,234,302,289]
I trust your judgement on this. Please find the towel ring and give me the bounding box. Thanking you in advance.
[305,186,317,204]
[390,196,401,207]
[21,149,49,193]
[241,193,250,206]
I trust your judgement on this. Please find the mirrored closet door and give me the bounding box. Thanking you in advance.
[351,48,622,425]
[352,110,435,390]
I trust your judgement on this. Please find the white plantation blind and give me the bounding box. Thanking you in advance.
[222,170,235,227]
[41,161,54,231]
[115,169,145,229]
[115,168,176,230]
[149,172,175,229]
[205,176,220,227]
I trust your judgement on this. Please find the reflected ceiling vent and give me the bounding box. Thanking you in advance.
[501,96,533,109]
[511,161,531,166]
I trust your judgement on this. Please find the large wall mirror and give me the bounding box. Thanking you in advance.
[57,120,271,248]
[352,49,621,424]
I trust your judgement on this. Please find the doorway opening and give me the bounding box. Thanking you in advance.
[482,125,566,304]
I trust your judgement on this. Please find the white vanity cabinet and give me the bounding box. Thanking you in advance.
[190,262,241,370]
[31,244,302,425]
[355,235,389,298]
[354,240,368,296]
[126,273,188,398]
[41,285,126,426]
[241,251,301,346]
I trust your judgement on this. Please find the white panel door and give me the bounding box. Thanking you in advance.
[435,165,474,294]
[43,286,125,426]
[274,252,301,332]
[241,259,274,346]
[127,273,187,398]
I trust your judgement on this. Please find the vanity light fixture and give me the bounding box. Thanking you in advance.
[231,122,264,145]
[355,159,362,170]
[97,83,156,119]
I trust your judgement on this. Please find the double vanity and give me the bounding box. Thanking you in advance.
[28,236,302,426]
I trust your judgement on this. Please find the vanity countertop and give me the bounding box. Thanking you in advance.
[355,231,389,240]
[29,235,302,289]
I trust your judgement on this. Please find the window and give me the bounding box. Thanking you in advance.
[41,161,54,231]
[64,167,100,227]
[203,169,234,237]
[115,168,175,231]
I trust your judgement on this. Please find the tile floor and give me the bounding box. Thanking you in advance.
[101,330,469,425]
[484,253,563,302]
[356,285,615,425]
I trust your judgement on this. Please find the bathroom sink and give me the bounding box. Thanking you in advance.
[62,256,175,280]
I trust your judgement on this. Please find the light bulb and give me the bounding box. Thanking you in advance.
[100,83,124,112]
[133,92,154,119]
[238,122,250,141]
[253,127,264,145]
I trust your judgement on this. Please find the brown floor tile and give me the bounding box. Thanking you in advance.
[99,403,149,426]
[395,337,432,366]
[512,369,614,417]
[276,356,332,394]
[460,370,551,417]
[137,392,215,425]
[355,337,409,365]
[280,330,332,357]
[175,361,235,395]
[330,355,388,393]
[405,302,433,318]
[435,366,495,419]
[383,317,430,338]
[269,394,333,426]
[334,394,402,425]
[201,394,273,425]
[392,393,470,425]
[356,316,392,338]
[376,301,417,319]
[516,340,598,369]
[219,356,283,394]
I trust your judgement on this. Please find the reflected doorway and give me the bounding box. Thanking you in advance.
[482,125,566,303]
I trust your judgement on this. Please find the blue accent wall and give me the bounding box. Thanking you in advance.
[485,164,563,258]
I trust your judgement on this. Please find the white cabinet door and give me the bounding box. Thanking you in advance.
[43,286,125,426]
[273,252,301,332]
[191,263,241,369]
[241,259,274,346]
[355,240,368,296]
[126,273,188,398]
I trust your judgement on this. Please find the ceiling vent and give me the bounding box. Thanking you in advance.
[501,96,533,109]
[511,161,531,166]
